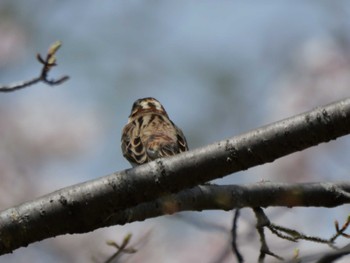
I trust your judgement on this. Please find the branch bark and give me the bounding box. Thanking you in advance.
[105,182,350,226]
[0,97,349,254]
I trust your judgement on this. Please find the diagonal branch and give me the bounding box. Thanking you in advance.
[0,97,349,254]
[315,243,350,263]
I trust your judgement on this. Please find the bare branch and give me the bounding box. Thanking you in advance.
[269,223,329,244]
[231,209,243,263]
[0,98,349,254]
[2,182,350,256]
[330,216,350,243]
[0,41,69,92]
[251,206,350,262]
[104,233,136,263]
[316,243,350,263]
[105,182,350,228]
[253,207,284,262]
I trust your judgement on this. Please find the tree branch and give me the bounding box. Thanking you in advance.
[105,182,350,227]
[231,209,243,263]
[253,207,284,261]
[0,41,69,92]
[0,97,349,254]
[316,244,350,263]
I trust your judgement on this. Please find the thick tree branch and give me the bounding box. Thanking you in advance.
[105,182,350,226]
[0,98,349,254]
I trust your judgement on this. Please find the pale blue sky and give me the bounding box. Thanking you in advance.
[1,1,350,262]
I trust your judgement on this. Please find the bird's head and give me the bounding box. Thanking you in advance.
[128,97,168,121]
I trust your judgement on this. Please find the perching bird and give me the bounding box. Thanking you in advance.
[121,97,188,167]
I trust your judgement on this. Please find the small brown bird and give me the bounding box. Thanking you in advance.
[121,97,188,167]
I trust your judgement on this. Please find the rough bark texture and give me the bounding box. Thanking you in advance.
[0,97,349,254]
[105,182,350,226]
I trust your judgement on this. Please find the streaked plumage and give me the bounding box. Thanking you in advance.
[121,97,188,166]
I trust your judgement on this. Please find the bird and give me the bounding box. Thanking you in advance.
[121,97,188,167]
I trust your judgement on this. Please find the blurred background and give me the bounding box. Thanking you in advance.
[1,1,350,262]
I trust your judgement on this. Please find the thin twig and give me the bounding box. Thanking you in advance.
[253,207,284,262]
[231,209,244,263]
[104,233,136,263]
[252,208,350,262]
[331,216,350,242]
[269,224,329,244]
[0,41,69,92]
